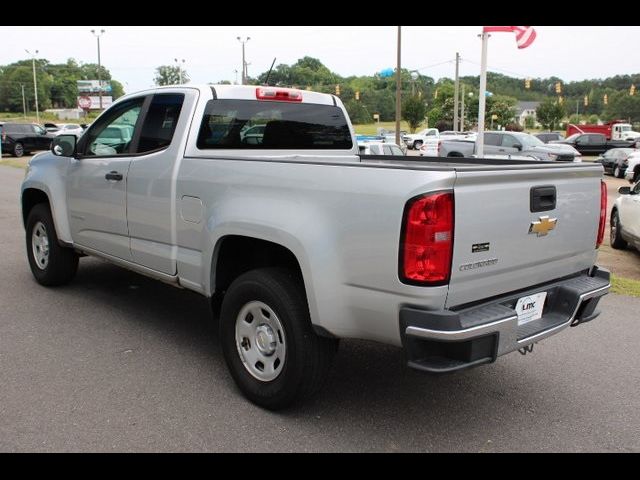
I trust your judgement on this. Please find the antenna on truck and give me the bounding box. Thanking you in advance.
[263,58,276,86]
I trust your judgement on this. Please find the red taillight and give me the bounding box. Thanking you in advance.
[597,180,607,248]
[437,140,442,156]
[256,87,303,102]
[400,191,454,285]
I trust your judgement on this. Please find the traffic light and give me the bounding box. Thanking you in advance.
[555,82,562,94]
[604,94,608,105]
[355,90,360,101]
[525,78,531,89]
[631,84,636,96]
[584,95,589,106]
[335,84,340,96]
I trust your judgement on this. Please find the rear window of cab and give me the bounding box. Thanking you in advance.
[197,99,353,150]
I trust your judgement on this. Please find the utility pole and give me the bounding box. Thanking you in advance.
[460,84,465,131]
[91,29,106,110]
[395,26,402,146]
[237,36,250,85]
[25,49,39,124]
[21,84,27,120]
[453,52,460,132]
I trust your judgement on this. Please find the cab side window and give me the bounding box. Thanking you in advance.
[80,97,145,157]
[501,135,520,148]
[484,133,500,146]
[135,93,184,154]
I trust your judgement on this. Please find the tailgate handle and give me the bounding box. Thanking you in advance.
[530,186,556,212]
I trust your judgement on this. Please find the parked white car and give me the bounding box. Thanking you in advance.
[611,182,640,251]
[623,151,640,183]
[358,141,405,156]
[53,124,85,138]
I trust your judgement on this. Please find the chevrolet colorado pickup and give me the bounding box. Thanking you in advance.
[21,85,610,409]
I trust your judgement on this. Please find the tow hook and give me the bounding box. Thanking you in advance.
[518,344,535,356]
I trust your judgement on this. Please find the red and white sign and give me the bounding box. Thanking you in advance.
[78,96,92,109]
[77,96,113,110]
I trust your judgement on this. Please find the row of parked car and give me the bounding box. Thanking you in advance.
[0,122,88,157]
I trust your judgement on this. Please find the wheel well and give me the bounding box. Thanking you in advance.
[211,235,304,315]
[22,189,50,227]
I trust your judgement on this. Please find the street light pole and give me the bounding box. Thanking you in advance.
[453,52,460,132]
[21,84,27,120]
[91,29,106,110]
[25,49,39,123]
[237,36,250,85]
[395,26,402,146]
[460,84,465,131]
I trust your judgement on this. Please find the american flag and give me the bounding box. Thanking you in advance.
[483,26,537,49]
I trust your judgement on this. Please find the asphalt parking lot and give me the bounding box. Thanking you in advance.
[1,163,639,452]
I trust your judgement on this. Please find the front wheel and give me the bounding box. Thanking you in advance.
[220,268,338,410]
[610,210,628,250]
[413,140,423,150]
[26,203,79,286]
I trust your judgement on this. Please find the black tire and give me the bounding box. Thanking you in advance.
[614,165,624,178]
[220,267,338,410]
[26,203,79,286]
[610,209,628,250]
[413,140,423,149]
[13,142,24,157]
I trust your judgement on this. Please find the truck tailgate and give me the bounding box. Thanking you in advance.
[445,165,602,308]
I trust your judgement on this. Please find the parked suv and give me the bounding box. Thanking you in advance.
[1,122,55,157]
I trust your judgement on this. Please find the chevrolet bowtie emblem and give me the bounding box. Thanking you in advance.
[529,216,557,237]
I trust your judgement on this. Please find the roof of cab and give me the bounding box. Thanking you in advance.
[119,84,337,106]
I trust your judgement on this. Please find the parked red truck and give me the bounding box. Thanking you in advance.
[566,120,640,141]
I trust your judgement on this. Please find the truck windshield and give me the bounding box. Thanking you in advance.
[621,125,631,131]
[197,99,353,150]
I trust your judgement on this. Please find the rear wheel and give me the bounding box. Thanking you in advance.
[26,203,79,285]
[610,209,628,250]
[614,165,624,178]
[13,142,24,157]
[220,267,338,410]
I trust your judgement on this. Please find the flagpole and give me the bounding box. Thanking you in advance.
[477,31,489,158]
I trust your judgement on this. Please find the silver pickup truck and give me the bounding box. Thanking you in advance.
[436,131,582,162]
[21,85,610,409]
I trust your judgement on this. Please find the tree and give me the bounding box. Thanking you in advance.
[402,96,427,132]
[605,93,640,122]
[154,65,188,86]
[488,95,517,127]
[536,99,565,130]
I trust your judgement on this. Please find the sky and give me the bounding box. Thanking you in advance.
[2,26,639,94]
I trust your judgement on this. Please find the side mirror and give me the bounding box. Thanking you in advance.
[51,134,77,157]
[618,186,631,195]
[513,143,523,151]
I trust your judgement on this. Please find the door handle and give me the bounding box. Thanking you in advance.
[105,171,123,181]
